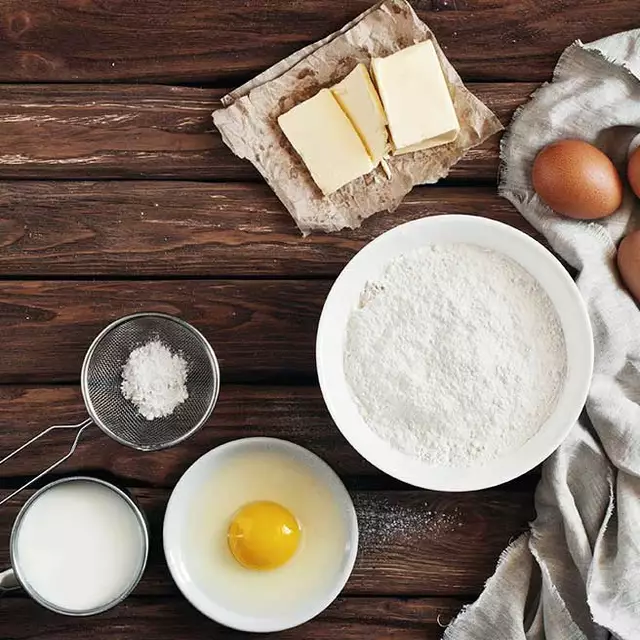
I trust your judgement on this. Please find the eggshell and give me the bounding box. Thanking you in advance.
[617,230,640,303]
[629,147,640,199]
[532,139,623,219]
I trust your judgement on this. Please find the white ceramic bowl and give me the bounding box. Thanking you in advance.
[317,215,593,492]
[163,437,358,633]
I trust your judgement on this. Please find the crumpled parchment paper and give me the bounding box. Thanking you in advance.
[213,0,502,235]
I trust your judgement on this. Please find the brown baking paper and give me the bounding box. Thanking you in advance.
[212,0,503,235]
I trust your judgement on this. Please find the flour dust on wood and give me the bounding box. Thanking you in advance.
[344,244,567,467]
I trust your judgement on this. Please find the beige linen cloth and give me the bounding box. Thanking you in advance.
[444,31,640,640]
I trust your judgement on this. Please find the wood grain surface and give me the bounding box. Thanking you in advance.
[0,385,380,482]
[0,83,533,181]
[0,0,608,636]
[0,280,330,384]
[0,183,540,277]
[0,487,533,596]
[0,596,466,640]
[0,1,636,83]
[0,385,540,488]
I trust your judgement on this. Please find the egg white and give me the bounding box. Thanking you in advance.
[183,446,350,618]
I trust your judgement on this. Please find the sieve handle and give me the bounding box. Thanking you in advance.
[0,419,93,507]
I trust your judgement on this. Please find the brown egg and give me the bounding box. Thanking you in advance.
[629,146,640,199]
[532,139,623,219]
[617,230,640,303]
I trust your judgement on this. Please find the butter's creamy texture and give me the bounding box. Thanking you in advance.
[331,63,389,165]
[278,89,373,195]
[372,40,460,154]
[278,40,461,195]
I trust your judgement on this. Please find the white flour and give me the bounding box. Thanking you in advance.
[344,244,567,467]
[121,339,189,420]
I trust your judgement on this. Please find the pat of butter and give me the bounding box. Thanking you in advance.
[331,63,389,165]
[278,89,374,196]
[371,40,460,154]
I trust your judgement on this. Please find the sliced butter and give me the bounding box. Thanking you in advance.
[278,89,374,196]
[331,63,389,165]
[371,40,460,155]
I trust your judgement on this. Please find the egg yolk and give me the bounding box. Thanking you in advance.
[227,501,301,571]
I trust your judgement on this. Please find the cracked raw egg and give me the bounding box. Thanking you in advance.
[227,500,301,570]
[173,439,358,628]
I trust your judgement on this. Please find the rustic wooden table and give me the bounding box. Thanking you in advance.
[0,1,636,638]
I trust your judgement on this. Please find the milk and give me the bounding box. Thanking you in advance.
[15,480,145,613]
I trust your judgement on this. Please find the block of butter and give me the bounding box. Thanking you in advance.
[372,40,460,155]
[278,89,374,196]
[331,63,389,166]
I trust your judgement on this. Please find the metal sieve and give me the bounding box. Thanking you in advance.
[0,313,220,506]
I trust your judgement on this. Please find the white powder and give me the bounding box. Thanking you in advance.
[354,494,463,550]
[121,339,189,420]
[344,243,567,467]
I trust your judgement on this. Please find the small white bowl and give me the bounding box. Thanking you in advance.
[317,215,593,492]
[163,437,358,633]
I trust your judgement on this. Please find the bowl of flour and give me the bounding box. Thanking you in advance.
[316,215,593,491]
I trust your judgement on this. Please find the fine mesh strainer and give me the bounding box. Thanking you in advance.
[0,313,220,506]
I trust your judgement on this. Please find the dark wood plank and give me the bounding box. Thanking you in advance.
[0,596,466,639]
[0,83,532,181]
[0,488,533,596]
[0,280,329,384]
[0,385,541,488]
[0,385,379,483]
[0,182,540,277]
[0,1,636,82]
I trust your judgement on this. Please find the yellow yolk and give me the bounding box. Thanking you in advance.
[227,501,301,571]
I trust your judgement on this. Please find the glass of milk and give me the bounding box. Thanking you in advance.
[0,476,149,615]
